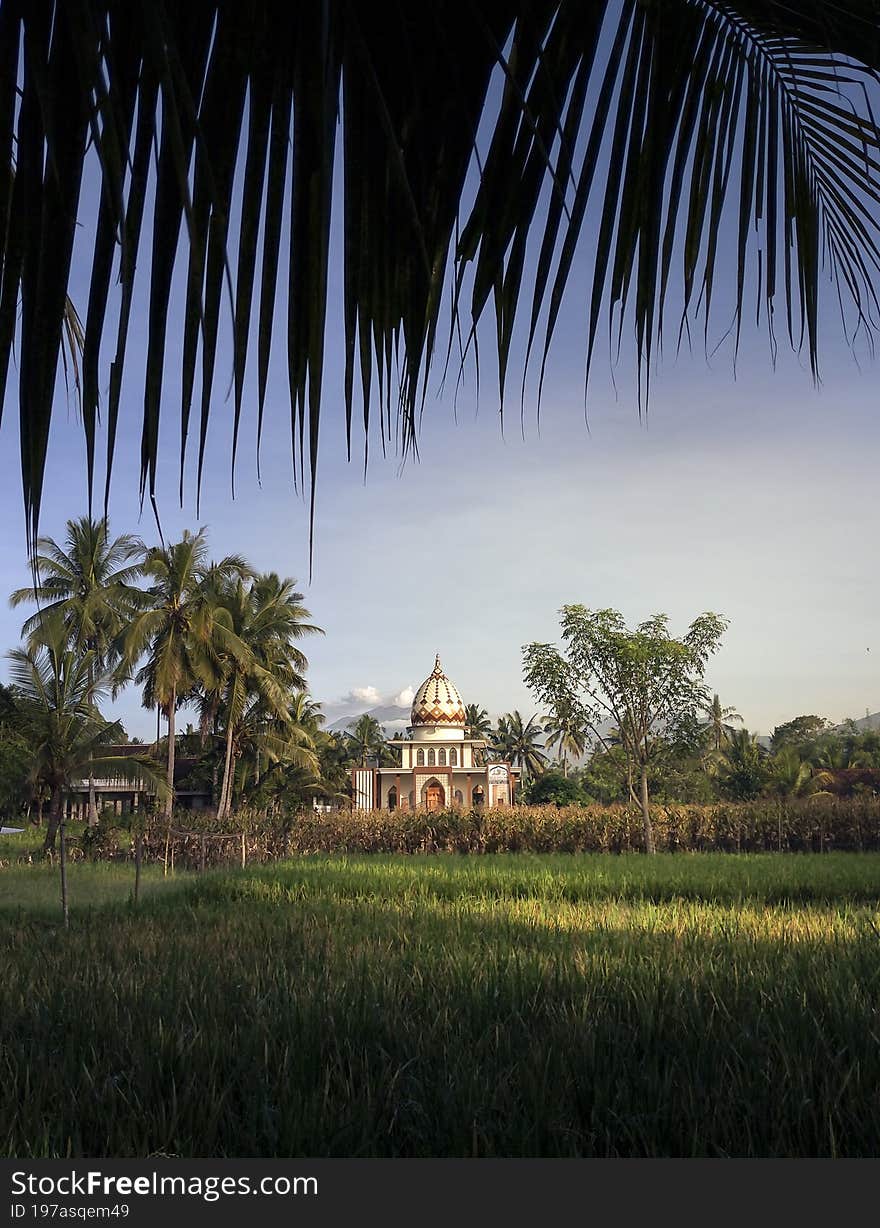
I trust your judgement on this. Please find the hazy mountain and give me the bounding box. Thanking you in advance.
[328,704,411,734]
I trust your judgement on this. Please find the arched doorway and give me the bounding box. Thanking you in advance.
[422,779,445,810]
[387,787,398,811]
[472,786,485,808]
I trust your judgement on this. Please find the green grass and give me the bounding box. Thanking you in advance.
[2,853,880,1157]
[0,859,187,915]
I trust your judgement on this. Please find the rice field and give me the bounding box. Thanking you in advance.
[2,852,880,1157]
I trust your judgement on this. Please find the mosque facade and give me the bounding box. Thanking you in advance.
[351,655,517,811]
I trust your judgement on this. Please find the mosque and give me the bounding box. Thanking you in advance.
[351,655,517,811]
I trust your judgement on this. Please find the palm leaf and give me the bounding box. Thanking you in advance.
[0,1,878,549]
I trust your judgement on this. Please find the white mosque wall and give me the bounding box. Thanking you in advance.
[411,723,466,742]
[376,770,494,811]
[395,741,483,769]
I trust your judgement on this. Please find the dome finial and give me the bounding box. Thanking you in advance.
[434,652,442,672]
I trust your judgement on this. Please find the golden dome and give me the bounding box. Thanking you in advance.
[410,654,466,727]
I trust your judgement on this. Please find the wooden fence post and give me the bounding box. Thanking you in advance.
[199,834,206,873]
[241,831,246,869]
[134,831,142,904]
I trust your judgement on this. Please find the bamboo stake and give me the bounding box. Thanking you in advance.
[134,831,142,905]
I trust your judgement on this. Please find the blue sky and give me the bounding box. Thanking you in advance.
[0,60,878,740]
[1,297,875,740]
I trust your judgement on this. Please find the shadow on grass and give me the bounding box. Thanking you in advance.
[2,862,879,1158]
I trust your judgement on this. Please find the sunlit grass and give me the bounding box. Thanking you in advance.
[0,860,187,915]
[2,853,880,1157]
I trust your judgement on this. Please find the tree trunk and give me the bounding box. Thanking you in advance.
[639,763,655,855]
[43,786,63,852]
[59,817,70,929]
[218,719,235,819]
[165,691,176,818]
[88,754,98,827]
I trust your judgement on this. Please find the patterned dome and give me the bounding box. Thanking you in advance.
[410,654,466,727]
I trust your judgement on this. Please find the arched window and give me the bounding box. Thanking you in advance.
[438,748,446,765]
[417,749,425,766]
[454,789,464,805]
[428,748,436,766]
[449,748,458,766]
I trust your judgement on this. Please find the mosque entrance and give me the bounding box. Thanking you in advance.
[424,782,445,810]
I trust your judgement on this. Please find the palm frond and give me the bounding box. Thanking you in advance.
[1,2,878,546]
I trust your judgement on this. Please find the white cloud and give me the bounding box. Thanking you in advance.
[392,685,414,706]
[347,685,381,706]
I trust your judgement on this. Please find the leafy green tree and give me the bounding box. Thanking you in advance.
[578,744,631,805]
[0,684,29,820]
[525,770,585,807]
[10,516,146,824]
[770,715,830,753]
[524,607,727,852]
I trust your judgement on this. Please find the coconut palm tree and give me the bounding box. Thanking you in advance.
[123,530,249,816]
[7,618,164,871]
[493,711,547,778]
[702,693,744,752]
[226,695,320,813]
[347,714,386,768]
[208,574,322,819]
[10,516,146,824]
[464,704,493,741]
[3,4,878,546]
[541,701,588,776]
[766,747,813,802]
[712,728,767,801]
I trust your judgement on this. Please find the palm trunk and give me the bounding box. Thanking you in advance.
[88,756,98,827]
[165,690,176,818]
[86,660,99,826]
[162,692,177,878]
[218,719,235,818]
[43,786,63,853]
[59,816,70,929]
[639,763,655,855]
